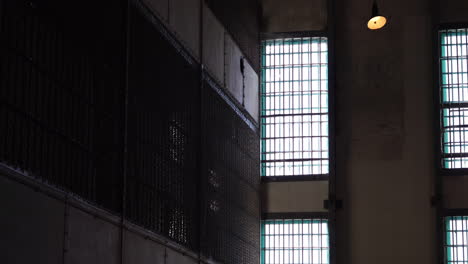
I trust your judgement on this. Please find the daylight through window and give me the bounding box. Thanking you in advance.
[261,37,329,177]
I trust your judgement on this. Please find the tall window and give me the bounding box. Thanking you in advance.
[444,216,468,264]
[440,28,468,169]
[260,37,328,177]
[261,218,329,264]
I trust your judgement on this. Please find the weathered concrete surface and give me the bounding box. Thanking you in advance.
[170,0,200,60]
[143,0,168,22]
[206,0,260,71]
[166,248,198,264]
[0,176,65,264]
[203,6,225,86]
[334,1,435,264]
[444,176,468,209]
[244,60,259,122]
[262,0,327,32]
[124,230,166,264]
[262,181,328,213]
[0,171,209,264]
[66,207,120,264]
[439,0,468,23]
[225,34,244,104]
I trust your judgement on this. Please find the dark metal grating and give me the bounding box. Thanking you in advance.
[0,0,125,212]
[261,218,329,264]
[125,5,200,249]
[261,37,329,177]
[444,216,468,264]
[201,76,261,264]
[0,0,260,259]
[439,28,468,169]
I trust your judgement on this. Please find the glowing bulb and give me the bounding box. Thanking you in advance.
[367,15,387,30]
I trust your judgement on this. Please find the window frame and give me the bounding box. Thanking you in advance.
[437,23,468,176]
[261,212,330,264]
[442,211,468,264]
[260,31,332,182]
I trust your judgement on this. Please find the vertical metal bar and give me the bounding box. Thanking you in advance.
[436,18,446,264]
[197,0,204,257]
[120,0,131,263]
[289,39,294,176]
[301,218,305,263]
[328,0,337,263]
[300,38,304,176]
[460,31,466,166]
[281,38,285,177]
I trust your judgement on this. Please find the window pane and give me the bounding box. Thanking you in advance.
[261,218,329,264]
[440,28,468,169]
[445,216,468,264]
[261,37,329,176]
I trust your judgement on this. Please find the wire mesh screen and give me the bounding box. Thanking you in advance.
[125,5,199,249]
[0,0,260,258]
[444,216,468,264]
[261,218,329,264]
[440,28,468,169]
[0,0,125,212]
[261,37,329,177]
[201,76,260,264]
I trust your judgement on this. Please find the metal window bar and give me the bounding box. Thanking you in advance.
[444,216,468,264]
[261,218,329,264]
[440,28,468,169]
[261,37,329,177]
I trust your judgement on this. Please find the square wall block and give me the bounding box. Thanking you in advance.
[203,5,225,86]
[166,248,198,264]
[244,60,259,122]
[225,34,244,104]
[66,207,120,264]
[170,0,201,60]
[124,230,166,264]
[0,175,65,264]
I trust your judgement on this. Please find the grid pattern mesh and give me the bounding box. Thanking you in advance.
[261,37,328,177]
[201,77,260,264]
[0,0,125,212]
[261,218,329,264]
[125,5,199,249]
[440,28,468,169]
[0,0,260,258]
[444,216,468,264]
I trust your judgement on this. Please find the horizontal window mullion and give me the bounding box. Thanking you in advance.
[262,158,328,163]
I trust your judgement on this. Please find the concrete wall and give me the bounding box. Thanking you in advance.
[206,0,261,71]
[261,0,327,33]
[141,0,259,123]
[262,181,328,213]
[259,1,457,264]
[335,1,436,264]
[0,170,215,264]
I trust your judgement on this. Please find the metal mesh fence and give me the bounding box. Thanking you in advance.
[0,0,260,261]
[125,4,200,248]
[201,75,260,263]
[0,0,125,213]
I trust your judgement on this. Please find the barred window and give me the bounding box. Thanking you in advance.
[261,218,329,264]
[260,37,328,177]
[439,28,468,169]
[444,216,468,264]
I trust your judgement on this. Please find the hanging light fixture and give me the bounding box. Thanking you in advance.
[367,0,387,30]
